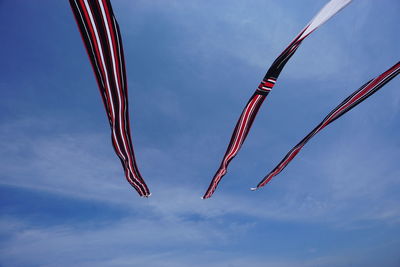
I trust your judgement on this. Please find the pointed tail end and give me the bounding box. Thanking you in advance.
[250,187,258,191]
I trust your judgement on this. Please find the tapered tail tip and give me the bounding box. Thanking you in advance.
[250,187,258,191]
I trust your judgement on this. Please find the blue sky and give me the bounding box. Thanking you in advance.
[1,0,399,266]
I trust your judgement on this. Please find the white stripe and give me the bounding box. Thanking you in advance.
[113,17,126,92]
[73,0,106,89]
[207,95,263,196]
[82,1,147,192]
[112,17,144,188]
[222,95,262,170]
[300,0,352,39]
[82,1,126,161]
[258,63,400,189]
[113,16,135,168]
[112,16,131,150]
[97,0,146,194]
[75,0,146,195]
[83,0,116,120]
[224,95,262,166]
[97,0,141,184]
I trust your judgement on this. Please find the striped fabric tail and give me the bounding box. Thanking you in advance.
[202,0,352,199]
[202,92,267,199]
[253,61,400,190]
[69,0,150,197]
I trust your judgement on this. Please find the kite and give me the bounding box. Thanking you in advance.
[69,0,150,197]
[202,0,352,199]
[252,61,400,190]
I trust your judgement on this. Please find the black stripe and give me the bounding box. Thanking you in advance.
[256,62,400,189]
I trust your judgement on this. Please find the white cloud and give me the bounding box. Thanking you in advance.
[1,115,399,229]
[115,0,360,80]
[1,1,399,266]
[2,214,398,267]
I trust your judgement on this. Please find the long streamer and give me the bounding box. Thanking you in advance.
[253,61,400,190]
[69,0,150,197]
[203,0,352,199]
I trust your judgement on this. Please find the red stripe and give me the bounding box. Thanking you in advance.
[100,0,148,193]
[204,95,262,198]
[69,1,108,114]
[74,0,146,196]
[256,62,400,190]
[78,0,114,119]
[98,0,148,195]
[264,82,275,88]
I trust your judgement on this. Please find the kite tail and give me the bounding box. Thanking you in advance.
[253,61,400,190]
[69,0,150,197]
[202,0,352,199]
[202,92,267,199]
[202,25,301,200]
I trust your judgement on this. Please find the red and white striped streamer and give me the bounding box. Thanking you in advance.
[70,0,150,197]
[253,61,400,190]
[203,0,352,199]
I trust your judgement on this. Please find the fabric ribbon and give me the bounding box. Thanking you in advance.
[253,61,400,190]
[203,0,352,199]
[69,0,150,197]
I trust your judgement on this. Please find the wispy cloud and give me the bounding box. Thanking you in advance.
[116,0,363,81]
[1,214,399,267]
[1,116,399,227]
[1,1,399,265]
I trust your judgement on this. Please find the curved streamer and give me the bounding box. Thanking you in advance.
[203,0,352,199]
[70,0,150,197]
[253,61,400,190]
